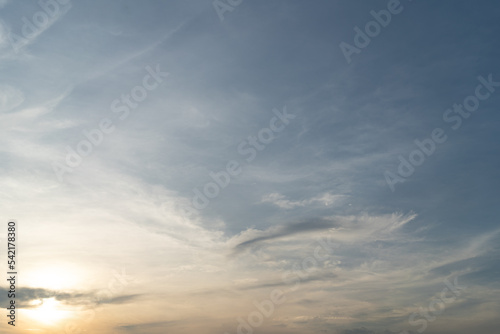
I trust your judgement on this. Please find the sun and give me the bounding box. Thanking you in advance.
[24,298,72,325]
[21,263,93,328]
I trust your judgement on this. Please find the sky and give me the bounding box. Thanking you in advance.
[0,0,499,333]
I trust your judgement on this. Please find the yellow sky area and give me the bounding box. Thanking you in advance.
[22,264,87,291]
[10,263,130,333]
[14,299,115,334]
[23,298,73,326]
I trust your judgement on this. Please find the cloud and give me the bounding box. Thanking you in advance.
[231,212,416,254]
[0,286,141,308]
[233,218,338,253]
[0,286,86,307]
[0,20,11,49]
[117,321,178,332]
[7,2,72,52]
[0,2,497,333]
[0,84,24,112]
[237,272,338,290]
[96,294,142,306]
[261,192,346,209]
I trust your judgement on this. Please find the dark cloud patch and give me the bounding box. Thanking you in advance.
[233,218,338,253]
[0,286,88,307]
[0,286,141,308]
[186,287,241,298]
[238,271,337,290]
[116,320,179,332]
[97,294,142,305]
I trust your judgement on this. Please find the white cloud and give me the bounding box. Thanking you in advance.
[261,192,347,209]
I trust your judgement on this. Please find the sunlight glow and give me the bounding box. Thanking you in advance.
[25,298,72,325]
[23,263,86,290]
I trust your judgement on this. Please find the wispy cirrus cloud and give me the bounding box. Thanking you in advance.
[261,192,347,209]
[0,1,499,333]
[0,84,24,112]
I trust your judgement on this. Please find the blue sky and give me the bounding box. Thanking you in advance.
[0,1,499,333]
